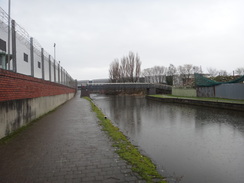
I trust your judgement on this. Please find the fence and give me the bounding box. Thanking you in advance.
[197,84,244,100]
[0,6,76,88]
[172,87,197,97]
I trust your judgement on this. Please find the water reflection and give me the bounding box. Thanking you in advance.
[91,94,244,183]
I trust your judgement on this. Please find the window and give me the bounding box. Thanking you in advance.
[38,61,41,68]
[0,39,6,52]
[24,53,28,62]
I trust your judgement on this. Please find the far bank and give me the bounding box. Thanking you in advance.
[147,95,244,112]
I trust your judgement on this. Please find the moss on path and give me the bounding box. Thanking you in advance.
[84,97,167,183]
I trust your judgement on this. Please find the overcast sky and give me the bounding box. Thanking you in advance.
[1,0,244,80]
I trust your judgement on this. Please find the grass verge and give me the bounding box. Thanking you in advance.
[84,97,167,183]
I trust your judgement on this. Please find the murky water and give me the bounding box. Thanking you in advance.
[91,94,244,183]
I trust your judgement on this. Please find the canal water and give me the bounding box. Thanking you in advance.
[91,94,244,183]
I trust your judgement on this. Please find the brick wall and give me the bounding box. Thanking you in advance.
[0,68,76,102]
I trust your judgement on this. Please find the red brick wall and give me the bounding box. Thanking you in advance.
[0,69,76,102]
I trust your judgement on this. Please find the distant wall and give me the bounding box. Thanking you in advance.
[196,86,215,98]
[172,88,196,97]
[215,84,244,100]
[196,84,244,100]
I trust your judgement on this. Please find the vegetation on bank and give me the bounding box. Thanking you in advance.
[84,97,166,183]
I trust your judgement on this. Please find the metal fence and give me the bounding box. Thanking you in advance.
[215,84,244,100]
[0,7,76,88]
[197,84,244,100]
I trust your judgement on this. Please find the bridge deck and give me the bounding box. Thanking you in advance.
[86,83,172,90]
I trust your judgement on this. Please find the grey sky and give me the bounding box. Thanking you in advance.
[1,0,244,80]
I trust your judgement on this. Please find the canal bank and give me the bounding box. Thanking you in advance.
[91,94,244,183]
[147,95,244,112]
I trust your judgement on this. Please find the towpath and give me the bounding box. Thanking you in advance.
[0,93,144,183]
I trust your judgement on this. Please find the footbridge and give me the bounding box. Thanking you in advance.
[80,83,172,96]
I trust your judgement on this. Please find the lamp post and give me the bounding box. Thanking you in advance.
[54,43,56,82]
[54,43,56,61]
[7,0,11,70]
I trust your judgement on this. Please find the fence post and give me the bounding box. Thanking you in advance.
[64,70,67,86]
[58,61,60,83]
[61,67,63,85]
[30,37,34,77]
[41,48,44,80]
[54,60,56,82]
[49,55,51,81]
[11,19,17,72]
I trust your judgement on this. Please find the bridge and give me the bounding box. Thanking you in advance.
[80,83,172,96]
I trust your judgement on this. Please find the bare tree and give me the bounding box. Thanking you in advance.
[235,67,244,75]
[184,64,194,79]
[109,59,120,83]
[142,66,166,83]
[135,53,141,82]
[178,65,187,78]
[128,52,135,82]
[109,51,142,83]
[142,68,153,83]
[207,67,218,77]
[167,64,177,76]
[177,64,200,86]
[166,64,177,85]
[120,57,127,82]
[219,70,228,76]
[193,66,203,74]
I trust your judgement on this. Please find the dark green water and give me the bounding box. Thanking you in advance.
[91,94,244,183]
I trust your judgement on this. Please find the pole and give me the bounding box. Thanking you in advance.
[54,43,56,82]
[54,43,56,61]
[7,0,11,70]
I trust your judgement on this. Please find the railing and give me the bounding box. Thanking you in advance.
[86,83,172,91]
[0,6,76,88]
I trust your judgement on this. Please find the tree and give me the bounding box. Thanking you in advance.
[193,66,203,74]
[142,66,166,83]
[109,51,141,83]
[128,52,135,82]
[207,67,218,77]
[109,59,120,83]
[167,64,177,76]
[135,54,141,82]
[235,67,244,75]
[166,64,177,85]
[219,70,228,76]
[177,64,200,87]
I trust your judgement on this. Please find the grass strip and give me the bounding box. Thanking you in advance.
[84,97,166,183]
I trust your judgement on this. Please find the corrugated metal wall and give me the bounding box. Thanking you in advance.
[215,84,244,100]
[196,84,244,99]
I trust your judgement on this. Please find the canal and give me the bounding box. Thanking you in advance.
[91,94,244,183]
